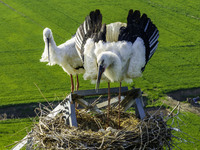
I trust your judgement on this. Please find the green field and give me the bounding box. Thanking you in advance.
[0,0,199,106]
[0,118,33,149]
[0,0,199,149]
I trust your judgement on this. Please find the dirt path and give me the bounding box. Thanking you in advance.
[163,96,200,115]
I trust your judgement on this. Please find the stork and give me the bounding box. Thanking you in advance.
[40,28,85,93]
[75,10,124,124]
[75,9,159,127]
[96,10,159,86]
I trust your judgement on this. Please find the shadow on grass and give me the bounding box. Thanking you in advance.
[0,101,61,119]
[167,87,200,101]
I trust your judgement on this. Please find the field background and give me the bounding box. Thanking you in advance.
[0,0,199,149]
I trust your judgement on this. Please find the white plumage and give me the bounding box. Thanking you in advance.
[82,22,127,83]
[41,28,84,92]
[95,37,146,83]
[106,22,127,42]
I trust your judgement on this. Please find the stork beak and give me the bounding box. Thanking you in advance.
[96,63,105,93]
[47,38,50,63]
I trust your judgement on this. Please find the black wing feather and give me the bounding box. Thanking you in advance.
[118,9,159,71]
[75,9,106,62]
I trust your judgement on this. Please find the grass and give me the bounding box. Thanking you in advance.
[169,112,200,149]
[0,0,199,106]
[0,0,199,149]
[0,118,33,149]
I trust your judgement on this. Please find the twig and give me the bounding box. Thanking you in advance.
[168,102,180,117]
[98,137,105,149]
[91,95,102,107]
[34,82,53,110]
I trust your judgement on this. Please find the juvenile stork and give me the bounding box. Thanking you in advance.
[41,28,84,93]
[96,9,159,86]
[75,9,159,127]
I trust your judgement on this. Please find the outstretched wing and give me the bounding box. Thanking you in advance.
[75,9,106,62]
[118,9,159,71]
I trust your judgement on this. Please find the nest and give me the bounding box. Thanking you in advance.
[28,108,172,150]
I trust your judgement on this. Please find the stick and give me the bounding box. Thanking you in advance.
[34,82,53,110]
[168,102,180,117]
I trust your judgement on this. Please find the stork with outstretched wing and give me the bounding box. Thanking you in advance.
[75,9,159,127]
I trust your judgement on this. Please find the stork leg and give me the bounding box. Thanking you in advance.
[70,74,74,93]
[118,82,121,129]
[107,82,111,126]
[76,74,79,91]
[75,74,79,109]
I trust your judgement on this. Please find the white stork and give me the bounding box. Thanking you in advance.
[40,28,85,93]
[75,9,159,127]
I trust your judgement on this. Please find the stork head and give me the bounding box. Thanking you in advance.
[96,51,121,92]
[42,28,52,63]
[96,52,112,91]
[43,28,52,40]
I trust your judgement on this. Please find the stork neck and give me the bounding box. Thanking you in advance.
[101,52,122,82]
[44,34,62,65]
[48,36,57,53]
